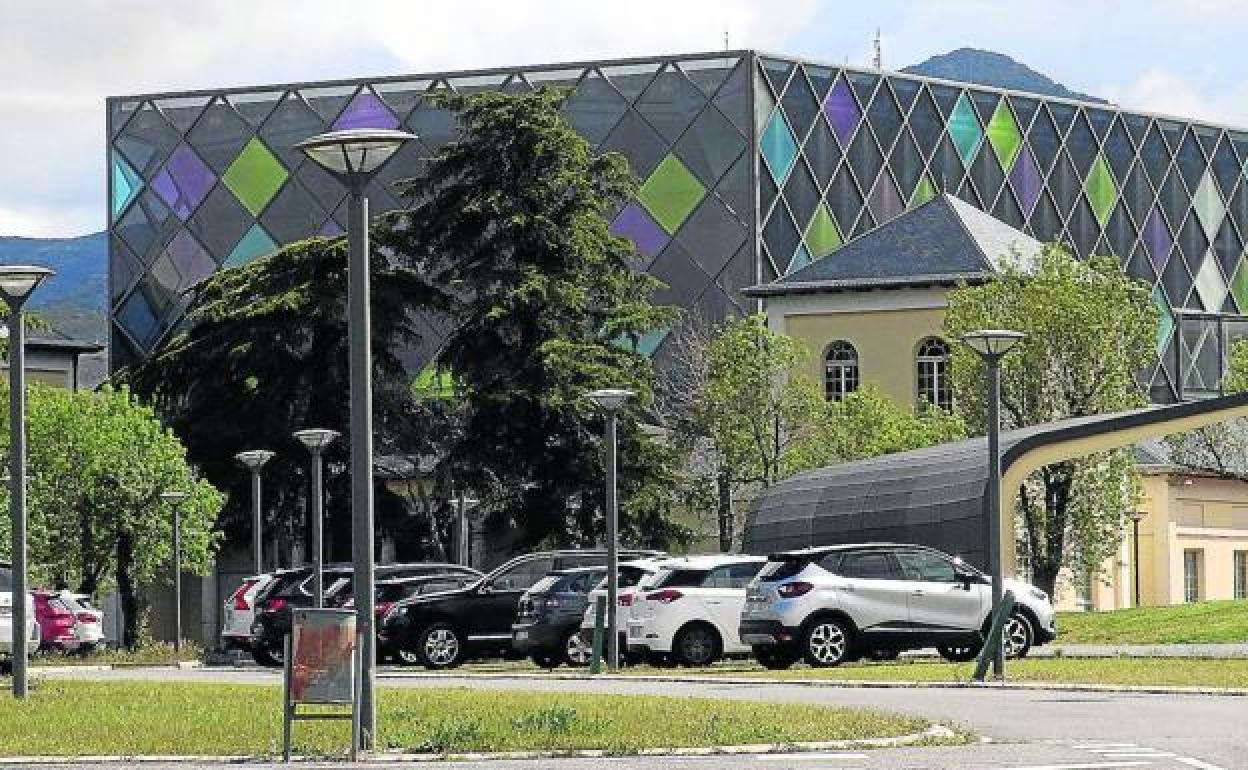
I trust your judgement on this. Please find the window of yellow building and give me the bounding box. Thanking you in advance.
[1235,551,1247,600]
[916,337,952,411]
[824,341,859,402]
[1184,549,1203,603]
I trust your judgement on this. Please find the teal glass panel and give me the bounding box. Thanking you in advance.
[111,154,143,219]
[760,110,798,184]
[224,223,277,268]
[947,92,983,168]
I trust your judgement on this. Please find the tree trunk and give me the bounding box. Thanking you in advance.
[116,530,139,649]
[1032,559,1061,598]
[716,472,733,553]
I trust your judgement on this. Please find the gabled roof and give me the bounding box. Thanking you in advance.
[745,193,1043,297]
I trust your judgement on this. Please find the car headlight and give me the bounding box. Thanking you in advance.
[1028,587,1048,602]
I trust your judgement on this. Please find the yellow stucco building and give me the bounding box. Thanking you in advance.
[747,193,1248,609]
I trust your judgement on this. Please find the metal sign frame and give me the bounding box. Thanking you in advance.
[281,608,360,762]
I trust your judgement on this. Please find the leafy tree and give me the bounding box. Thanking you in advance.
[0,384,222,647]
[660,314,964,550]
[122,237,437,561]
[944,244,1157,595]
[379,89,688,549]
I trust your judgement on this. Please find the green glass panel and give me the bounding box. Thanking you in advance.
[1232,259,1248,312]
[637,155,706,234]
[412,363,455,399]
[111,154,143,219]
[987,100,1022,171]
[1085,154,1117,227]
[1153,284,1174,354]
[224,223,276,268]
[787,243,812,275]
[1192,172,1225,237]
[909,175,937,208]
[947,92,983,168]
[223,138,288,216]
[804,203,842,257]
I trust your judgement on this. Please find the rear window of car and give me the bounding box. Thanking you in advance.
[527,575,562,595]
[416,579,468,595]
[0,566,11,591]
[757,558,811,582]
[652,568,709,588]
[618,566,650,588]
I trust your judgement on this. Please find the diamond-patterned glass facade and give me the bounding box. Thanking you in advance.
[108,52,1248,400]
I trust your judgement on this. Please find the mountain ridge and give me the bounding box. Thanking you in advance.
[903,47,1106,104]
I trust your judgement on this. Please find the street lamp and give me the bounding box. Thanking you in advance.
[296,127,417,751]
[1128,510,1146,608]
[235,450,275,575]
[961,329,1025,680]
[587,388,634,671]
[160,490,190,653]
[293,429,339,608]
[1,264,54,699]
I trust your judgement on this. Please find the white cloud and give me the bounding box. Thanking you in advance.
[0,0,819,237]
[1101,69,1248,128]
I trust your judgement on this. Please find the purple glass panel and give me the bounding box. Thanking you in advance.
[1143,206,1173,271]
[152,145,215,220]
[823,79,861,146]
[332,91,400,130]
[1009,145,1042,214]
[318,220,345,236]
[868,174,904,224]
[167,230,217,290]
[610,202,669,261]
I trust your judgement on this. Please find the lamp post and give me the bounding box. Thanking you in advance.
[235,450,275,574]
[1129,510,1146,607]
[296,128,417,751]
[455,492,479,566]
[160,490,190,653]
[293,429,339,608]
[587,388,634,672]
[1,264,54,699]
[960,329,1025,680]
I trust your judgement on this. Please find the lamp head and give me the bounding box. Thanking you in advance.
[293,428,340,452]
[160,490,190,503]
[294,128,418,181]
[0,265,55,307]
[587,388,635,413]
[234,449,275,471]
[1128,510,1147,523]
[960,329,1026,358]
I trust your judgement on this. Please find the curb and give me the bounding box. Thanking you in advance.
[379,670,1248,698]
[29,661,201,674]
[0,725,956,765]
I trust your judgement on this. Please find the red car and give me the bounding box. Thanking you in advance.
[32,590,93,652]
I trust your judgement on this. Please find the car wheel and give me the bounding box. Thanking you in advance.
[937,644,982,662]
[530,651,561,669]
[753,645,799,670]
[565,631,592,667]
[418,623,465,670]
[803,617,852,667]
[673,624,721,667]
[251,642,284,668]
[1002,612,1034,659]
[868,648,900,662]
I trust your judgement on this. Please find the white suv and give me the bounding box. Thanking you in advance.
[0,563,38,668]
[739,544,1057,669]
[626,555,765,666]
[221,574,274,652]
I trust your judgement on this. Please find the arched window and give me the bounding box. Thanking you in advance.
[824,341,859,402]
[916,337,952,410]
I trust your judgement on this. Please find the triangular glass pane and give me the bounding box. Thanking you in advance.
[889,77,920,115]
[1086,108,1114,140]
[929,84,962,118]
[760,58,794,96]
[1009,96,1040,133]
[636,64,707,143]
[373,80,433,120]
[1158,120,1185,153]
[1196,125,1222,158]
[111,153,143,220]
[679,57,740,97]
[846,71,879,107]
[970,91,1000,125]
[298,84,356,123]
[448,73,511,92]
[155,95,211,134]
[332,87,399,130]
[1048,102,1076,139]
[600,62,661,103]
[1123,114,1151,147]
[910,174,937,208]
[228,90,284,127]
[787,243,812,275]
[804,202,842,257]
[805,65,836,101]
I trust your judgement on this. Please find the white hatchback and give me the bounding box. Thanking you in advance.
[221,574,274,651]
[625,555,765,666]
[0,563,38,665]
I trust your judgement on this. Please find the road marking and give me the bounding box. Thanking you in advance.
[753,753,868,761]
[1074,744,1141,750]
[972,764,1153,770]
[1174,758,1227,770]
[1095,753,1175,759]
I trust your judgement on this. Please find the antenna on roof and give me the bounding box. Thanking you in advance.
[724,29,729,50]
[872,28,882,69]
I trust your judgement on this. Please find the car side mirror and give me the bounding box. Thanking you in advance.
[954,570,977,590]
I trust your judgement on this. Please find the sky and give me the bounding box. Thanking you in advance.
[2,0,1248,238]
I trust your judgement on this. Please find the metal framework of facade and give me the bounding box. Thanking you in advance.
[742,392,1248,571]
[108,51,1248,397]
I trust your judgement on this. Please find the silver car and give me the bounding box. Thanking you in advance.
[739,543,1057,669]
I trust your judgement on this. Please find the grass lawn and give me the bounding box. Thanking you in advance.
[1055,600,1248,644]
[615,657,1248,688]
[0,680,935,757]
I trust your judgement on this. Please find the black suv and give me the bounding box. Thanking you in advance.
[379,549,662,670]
[248,561,479,667]
[511,567,605,668]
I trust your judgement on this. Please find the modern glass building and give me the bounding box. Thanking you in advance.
[108,50,1248,400]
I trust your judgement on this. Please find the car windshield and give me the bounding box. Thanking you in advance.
[0,566,11,591]
[526,576,562,595]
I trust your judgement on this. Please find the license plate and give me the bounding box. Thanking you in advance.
[628,626,642,638]
[515,631,528,641]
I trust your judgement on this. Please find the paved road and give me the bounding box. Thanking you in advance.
[31,666,1246,769]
